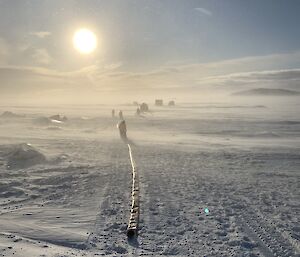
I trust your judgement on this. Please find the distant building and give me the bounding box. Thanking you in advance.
[155,99,163,106]
[168,100,175,106]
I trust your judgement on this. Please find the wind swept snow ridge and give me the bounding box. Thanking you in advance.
[6,143,47,169]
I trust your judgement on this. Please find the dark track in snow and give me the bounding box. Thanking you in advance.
[236,202,299,257]
[86,142,132,255]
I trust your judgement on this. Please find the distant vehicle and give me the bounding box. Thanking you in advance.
[168,100,175,106]
[155,99,163,106]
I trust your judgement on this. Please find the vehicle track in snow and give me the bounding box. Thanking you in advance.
[134,145,300,257]
[136,147,236,256]
[235,195,300,257]
[83,139,299,257]
[86,142,132,255]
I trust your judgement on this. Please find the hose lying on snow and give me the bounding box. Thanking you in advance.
[126,143,139,238]
[117,120,139,238]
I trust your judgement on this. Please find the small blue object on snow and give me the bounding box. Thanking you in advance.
[204,208,209,214]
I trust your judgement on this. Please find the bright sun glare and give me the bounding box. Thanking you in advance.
[73,28,97,54]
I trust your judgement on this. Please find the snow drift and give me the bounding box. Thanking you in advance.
[6,143,47,169]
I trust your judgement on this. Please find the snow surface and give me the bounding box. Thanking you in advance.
[0,98,299,256]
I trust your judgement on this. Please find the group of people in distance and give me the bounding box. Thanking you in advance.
[113,103,149,140]
[112,108,141,119]
[112,109,124,120]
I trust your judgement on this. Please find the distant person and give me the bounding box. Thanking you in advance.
[140,103,149,112]
[112,109,115,118]
[117,120,127,140]
[136,107,141,116]
[119,110,124,120]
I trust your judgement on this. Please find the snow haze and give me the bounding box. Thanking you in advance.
[0,98,299,256]
[0,1,299,256]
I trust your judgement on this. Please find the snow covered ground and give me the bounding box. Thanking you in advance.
[0,98,299,256]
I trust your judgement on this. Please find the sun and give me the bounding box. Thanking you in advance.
[73,28,97,54]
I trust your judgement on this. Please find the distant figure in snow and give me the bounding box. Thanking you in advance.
[136,107,141,116]
[112,109,115,118]
[118,120,127,140]
[119,110,124,120]
[140,103,149,112]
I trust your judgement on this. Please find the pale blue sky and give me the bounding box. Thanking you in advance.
[0,0,300,103]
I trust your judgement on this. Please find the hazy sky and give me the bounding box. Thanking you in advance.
[1,0,300,103]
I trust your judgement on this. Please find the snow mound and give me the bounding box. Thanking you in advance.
[246,131,281,138]
[49,114,68,122]
[32,116,52,125]
[254,131,280,137]
[6,143,47,169]
[33,116,66,126]
[233,88,300,96]
[0,111,23,118]
[46,126,62,130]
